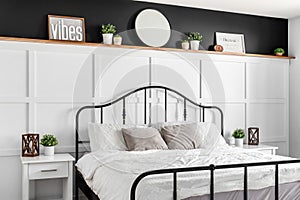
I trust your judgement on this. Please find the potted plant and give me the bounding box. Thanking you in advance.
[113,34,122,45]
[274,48,285,56]
[181,39,189,50]
[41,134,58,156]
[101,24,116,45]
[232,128,245,147]
[188,32,203,50]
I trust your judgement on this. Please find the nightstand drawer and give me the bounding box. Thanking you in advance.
[29,162,68,180]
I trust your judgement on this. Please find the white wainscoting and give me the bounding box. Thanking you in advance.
[0,40,290,199]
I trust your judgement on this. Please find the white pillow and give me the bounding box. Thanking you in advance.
[197,122,227,148]
[88,123,146,152]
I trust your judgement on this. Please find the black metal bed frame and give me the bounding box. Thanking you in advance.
[75,85,300,200]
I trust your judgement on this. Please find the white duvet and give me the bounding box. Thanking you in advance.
[76,146,300,200]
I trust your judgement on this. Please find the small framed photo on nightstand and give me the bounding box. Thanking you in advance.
[248,127,259,145]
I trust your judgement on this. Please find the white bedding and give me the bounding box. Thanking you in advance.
[76,146,300,200]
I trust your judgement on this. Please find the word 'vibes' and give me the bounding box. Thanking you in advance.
[50,20,83,41]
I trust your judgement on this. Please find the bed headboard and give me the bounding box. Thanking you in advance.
[75,85,224,162]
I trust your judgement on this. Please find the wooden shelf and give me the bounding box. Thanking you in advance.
[0,36,295,59]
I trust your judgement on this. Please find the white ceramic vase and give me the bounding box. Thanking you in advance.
[113,37,122,45]
[44,146,55,156]
[102,33,113,44]
[235,138,244,147]
[182,42,189,50]
[190,40,200,50]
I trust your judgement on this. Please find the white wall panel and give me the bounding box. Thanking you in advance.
[35,52,93,100]
[202,61,245,100]
[0,50,27,97]
[152,57,200,100]
[248,103,286,141]
[95,54,149,103]
[0,103,27,152]
[247,61,286,99]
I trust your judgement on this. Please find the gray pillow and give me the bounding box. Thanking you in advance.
[160,123,202,149]
[122,127,168,151]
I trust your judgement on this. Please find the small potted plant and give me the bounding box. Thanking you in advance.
[188,32,203,50]
[181,39,189,50]
[101,24,116,45]
[113,34,122,45]
[41,134,58,156]
[274,48,285,56]
[232,128,245,147]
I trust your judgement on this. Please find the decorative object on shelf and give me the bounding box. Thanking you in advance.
[248,127,259,145]
[113,34,122,45]
[22,133,39,157]
[41,134,58,156]
[232,128,245,147]
[101,24,116,45]
[135,9,171,47]
[214,44,224,52]
[216,32,245,53]
[188,32,203,50]
[181,39,189,50]
[274,48,285,56]
[48,15,85,42]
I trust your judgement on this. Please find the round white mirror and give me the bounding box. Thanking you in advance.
[135,9,171,47]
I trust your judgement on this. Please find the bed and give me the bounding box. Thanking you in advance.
[75,85,300,200]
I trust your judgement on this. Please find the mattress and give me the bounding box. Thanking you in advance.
[76,145,300,200]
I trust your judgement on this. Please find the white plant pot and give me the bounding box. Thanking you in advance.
[113,37,122,45]
[190,40,200,50]
[102,33,113,44]
[44,146,55,156]
[235,138,244,147]
[181,42,189,50]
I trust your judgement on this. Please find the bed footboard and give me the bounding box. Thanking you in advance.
[130,160,300,200]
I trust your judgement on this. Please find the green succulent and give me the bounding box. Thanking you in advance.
[182,39,189,43]
[188,32,203,42]
[274,48,285,54]
[41,134,58,146]
[101,24,116,34]
[114,34,122,38]
[232,128,245,138]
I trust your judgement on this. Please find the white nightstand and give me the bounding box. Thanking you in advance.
[20,153,75,200]
[242,144,278,155]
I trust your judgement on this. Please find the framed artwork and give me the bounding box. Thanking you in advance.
[48,15,85,42]
[215,32,245,53]
[248,127,259,145]
[22,133,39,157]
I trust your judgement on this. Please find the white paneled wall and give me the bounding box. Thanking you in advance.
[0,40,290,199]
[289,16,300,158]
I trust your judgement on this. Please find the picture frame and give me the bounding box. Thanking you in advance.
[215,32,245,53]
[48,15,85,42]
[22,133,39,157]
[248,127,259,145]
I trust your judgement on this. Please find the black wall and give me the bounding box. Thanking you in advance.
[0,0,288,54]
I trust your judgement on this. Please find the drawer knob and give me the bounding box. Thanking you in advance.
[41,169,57,172]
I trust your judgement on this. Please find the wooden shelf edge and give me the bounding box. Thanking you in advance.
[0,36,295,60]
